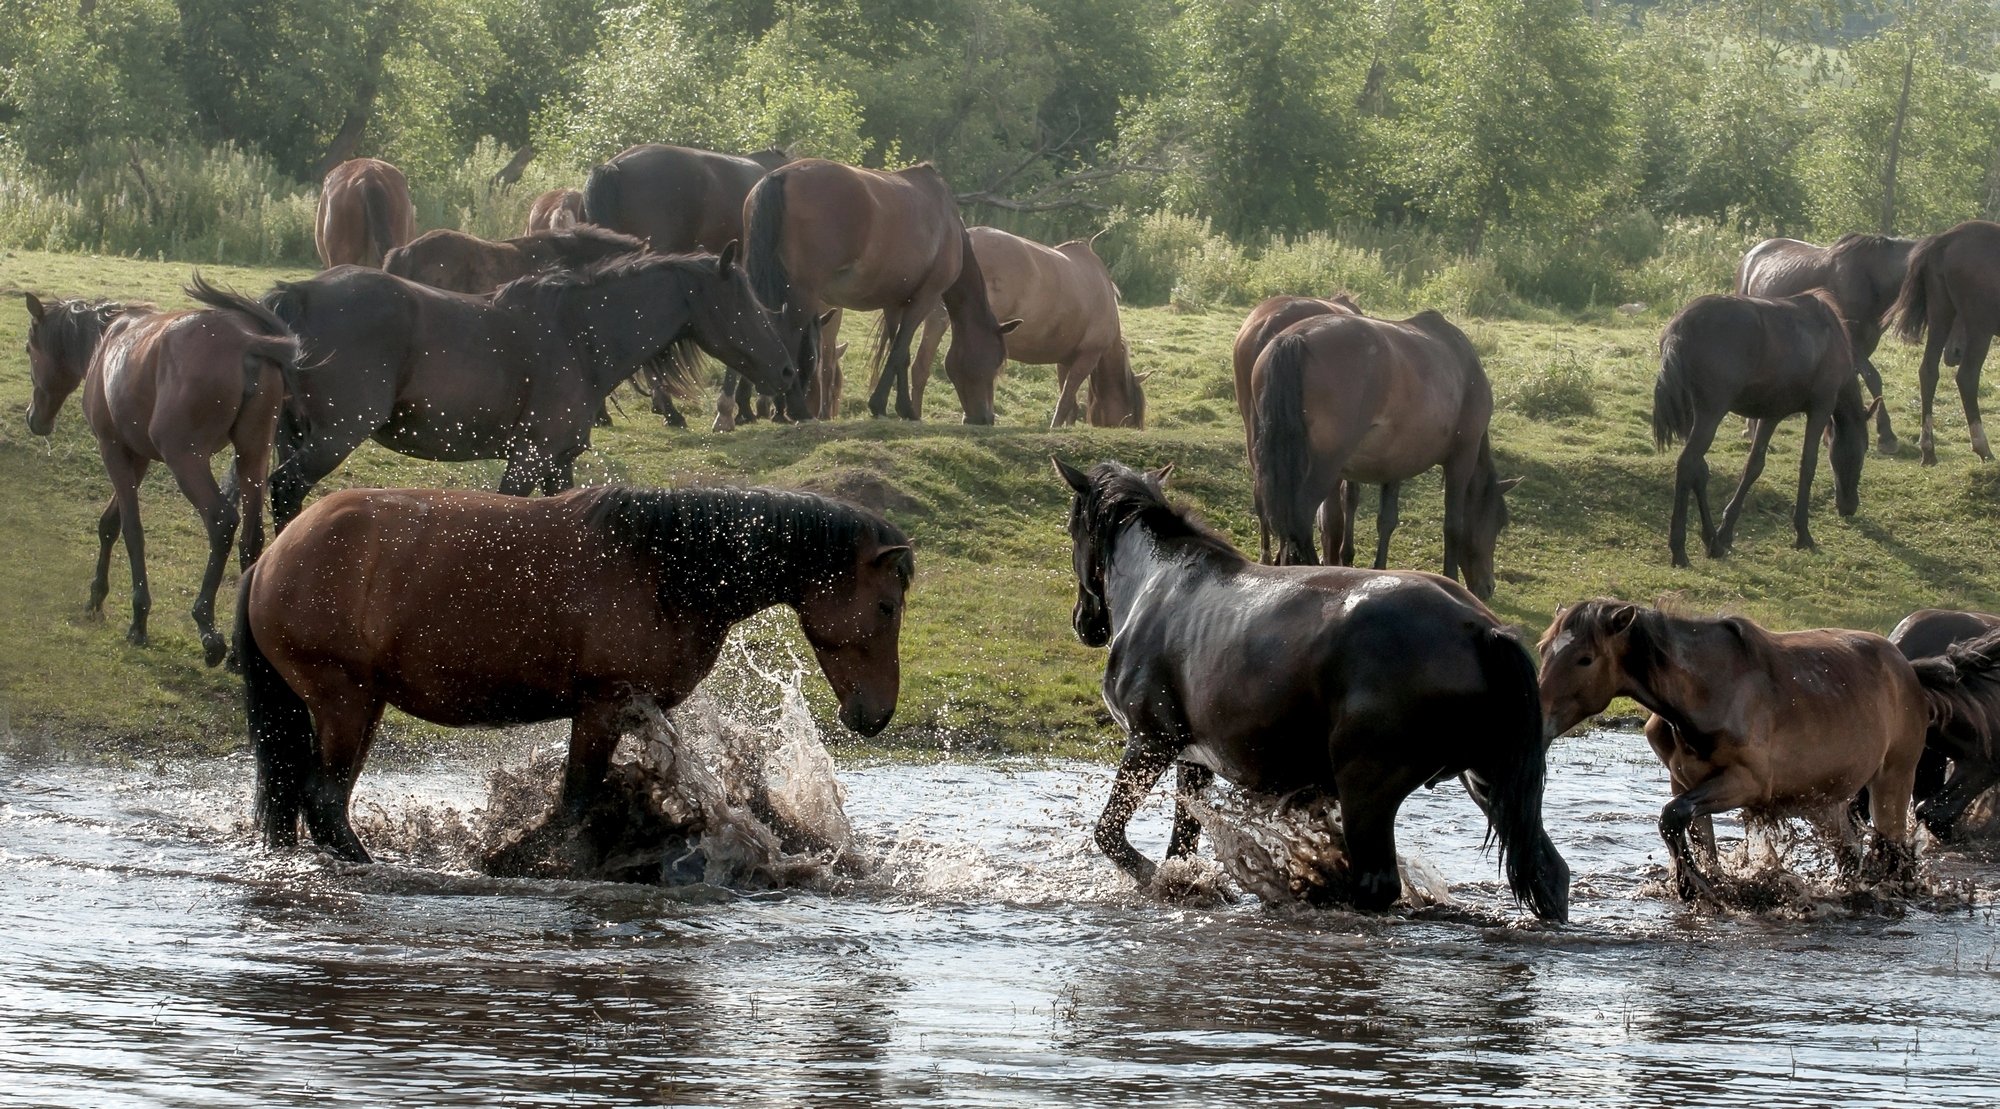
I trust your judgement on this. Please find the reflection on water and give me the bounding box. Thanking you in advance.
[3,730,1999,1108]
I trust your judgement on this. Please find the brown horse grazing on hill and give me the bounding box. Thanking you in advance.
[526,188,585,233]
[1055,458,1568,920]
[742,158,1017,423]
[1889,219,2000,465]
[264,247,795,527]
[1232,294,1361,560]
[1891,609,2000,839]
[1250,309,1516,600]
[1538,601,1927,901]
[906,228,1141,427]
[24,278,299,666]
[238,484,913,862]
[384,226,646,293]
[315,158,416,268]
[1737,234,1918,452]
[1652,292,1872,568]
[582,145,790,252]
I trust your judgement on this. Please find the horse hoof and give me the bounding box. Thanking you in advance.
[125,627,148,647]
[1876,438,1899,456]
[202,635,228,668]
[1921,449,1938,467]
[1671,552,1691,569]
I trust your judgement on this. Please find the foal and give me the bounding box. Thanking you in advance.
[24,278,299,664]
[1538,601,1926,902]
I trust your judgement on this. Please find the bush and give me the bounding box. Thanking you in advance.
[1242,231,1400,309]
[1505,348,1598,420]
[1104,209,1234,305]
[1619,215,1743,310]
[1417,254,1521,318]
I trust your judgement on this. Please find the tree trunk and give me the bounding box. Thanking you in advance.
[1879,45,1915,234]
[314,89,377,181]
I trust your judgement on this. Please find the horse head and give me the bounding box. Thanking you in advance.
[23,293,122,436]
[1535,600,1644,741]
[687,241,799,398]
[1461,463,1521,601]
[1053,456,1173,647]
[794,528,915,736]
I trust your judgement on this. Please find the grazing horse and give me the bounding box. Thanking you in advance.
[1892,609,2000,838]
[741,158,1015,424]
[384,226,646,294]
[1652,292,1870,567]
[24,279,299,665]
[907,228,1141,427]
[1538,601,1926,901]
[239,484,913,862]
[1232,294,1361,560]
[315,158,416,268]
[264,247,795,527]
[1251,309,1517,600]
[1737,234,1917,452]
[526,187,585,234]
[1055,457,1568,921]
[1889,219,2000,465]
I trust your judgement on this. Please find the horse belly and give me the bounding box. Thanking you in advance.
[1332,417,1450,484]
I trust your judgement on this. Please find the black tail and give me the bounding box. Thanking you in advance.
[361,183,399,266]
[257,282,313,431]
[743,171,791,315]
[1889,232,1943,344]
[187,272,302,402]
[236,566,314,850]
[1652,328,1696,450]
[1911,628,2000,761]
[1252,331,1316,563]
[581,160,621,232]
[1465,628,1570,923]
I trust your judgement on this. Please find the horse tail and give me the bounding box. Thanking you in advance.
[186,272,302,403]
[257,282,314,431]
[361,181,400,267]
[1252,330,1315,563]
[743,170,791,314]
[581,160,621,232]
[1652,326,1696,451]
[1889,233,1943,344]
[1467,627,1570,923]
[236,565,314,850]
[1911,629,2000,762]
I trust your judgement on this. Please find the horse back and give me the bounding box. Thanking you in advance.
[1889,608,2000,660]
[1277,313,1488,476]
[85,307,284,459]
[778,160,963,302]
[599,144,768,252]
[970,227,1116,357]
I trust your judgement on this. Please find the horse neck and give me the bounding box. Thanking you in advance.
[1616,612,1732,728]
[567,275,692,388]
[942,244,1005,363]
[1101,517,1232,623]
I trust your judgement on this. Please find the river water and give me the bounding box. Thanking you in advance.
[4,713,1999,1107]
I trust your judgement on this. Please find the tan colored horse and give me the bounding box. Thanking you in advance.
[1232,294,1361,560]
[526,188,585,233]
[906,228,1140,427]
[1250,308,1516,599]
[1538,601,1927,901]
[741,159,1015,424]
[315,158,416,268]
[24,278,299,665]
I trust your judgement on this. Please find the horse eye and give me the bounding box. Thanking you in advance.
[878,601,896,617]
[1575,655,1594,667]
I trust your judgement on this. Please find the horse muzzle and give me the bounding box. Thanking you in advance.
[839,696,895,737]
[25,405,53,437]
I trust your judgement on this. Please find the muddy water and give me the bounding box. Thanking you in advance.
[5,729,2000,1107]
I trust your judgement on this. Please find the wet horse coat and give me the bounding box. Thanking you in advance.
[1892,609,2000,838]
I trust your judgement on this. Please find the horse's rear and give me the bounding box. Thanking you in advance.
[316,158,416,268]
[526,188,585,234]
[1232,295,1360,454]
[1890,219,2000,463]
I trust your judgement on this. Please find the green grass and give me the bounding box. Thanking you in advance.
[3,248,1998,762]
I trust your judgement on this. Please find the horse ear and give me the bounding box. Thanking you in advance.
[872,544,914,568]
[1147,461,1174,488]
[1052,455,1091,494]
[999,318,1023,334]
[24,293,46,322]
[1497,476,1524,493]
[717,239,740,277]
[1605,604,1639,635]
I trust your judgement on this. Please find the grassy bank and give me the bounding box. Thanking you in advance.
[3,248,1998,762]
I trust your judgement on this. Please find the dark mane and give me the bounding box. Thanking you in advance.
[584,485,912,613]
[1828,232,1913,256]
[1083,461,1242,563]
[520,224,648,263]
[30,297,148,369]
[1912,628,2000,753]
[492,249,717,303]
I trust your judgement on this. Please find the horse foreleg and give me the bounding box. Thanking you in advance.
[1095,744,1176,886]
[1339,482,1361,566]
[165,452,240,668]
[1953,330,1992,462]
[1168,761,1214,860]
[1373,482,1402,570]
[713,370,741,432]
[87,495,120,617]
[562,700,628,823]
[270,420,373,532]
[100,448,152,646]
[1712,415,1778,558]
[1668,418,1718,567]
[1789,411,1830,552]
[1659,768,1760,903]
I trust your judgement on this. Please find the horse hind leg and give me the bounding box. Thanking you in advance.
[300,688,384,864]
[1334,757,1428,912]
[1167,760,1214,859]
[1917,310,1952,466]
[1095,744,1177,886]
[1953,329,1993,461]
[1668,415,1719,567]
[164,451,241,667]
[1857,356,1898,453]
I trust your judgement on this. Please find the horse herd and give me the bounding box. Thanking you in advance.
[16,144,2000,921]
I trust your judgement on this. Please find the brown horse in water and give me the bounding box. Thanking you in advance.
[264,247,795,527]
[1737,234,1917,452]
[1892,609,2000,839]
[1232,294,1361,560]
[525,188,585,234]
[384,226,646,294]
[315,158,416,268]
[238,484,913,862]
[1250,308,1516,600]
[741,159,1015,424]
[1055,458,1568,920]
[1538,601,1926,901]
[24,278,299,665]
[1652,292,1871,567]
[1889,219,2000,465]
[906,227,1140,428]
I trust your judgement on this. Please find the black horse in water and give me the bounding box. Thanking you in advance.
[1053,458,1569,921]
[264,246,796,527]
[1892,609,2000,839]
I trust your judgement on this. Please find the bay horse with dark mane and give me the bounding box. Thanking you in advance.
[316,158,416,268]
[239,484,913,862]
[1737,233,1917,452]
[1892,609,2000,839]
[1539,601,1925,901]
[1251,308,1517,600]
[1055,457,1568,921]
[742,158,1016,424]
[526,188,585,233]
[1888,219,2000,465]
[1233,293,1360,560]
[24,278,299,665]
[264,247,795,527]
[1652,291,1872,567]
